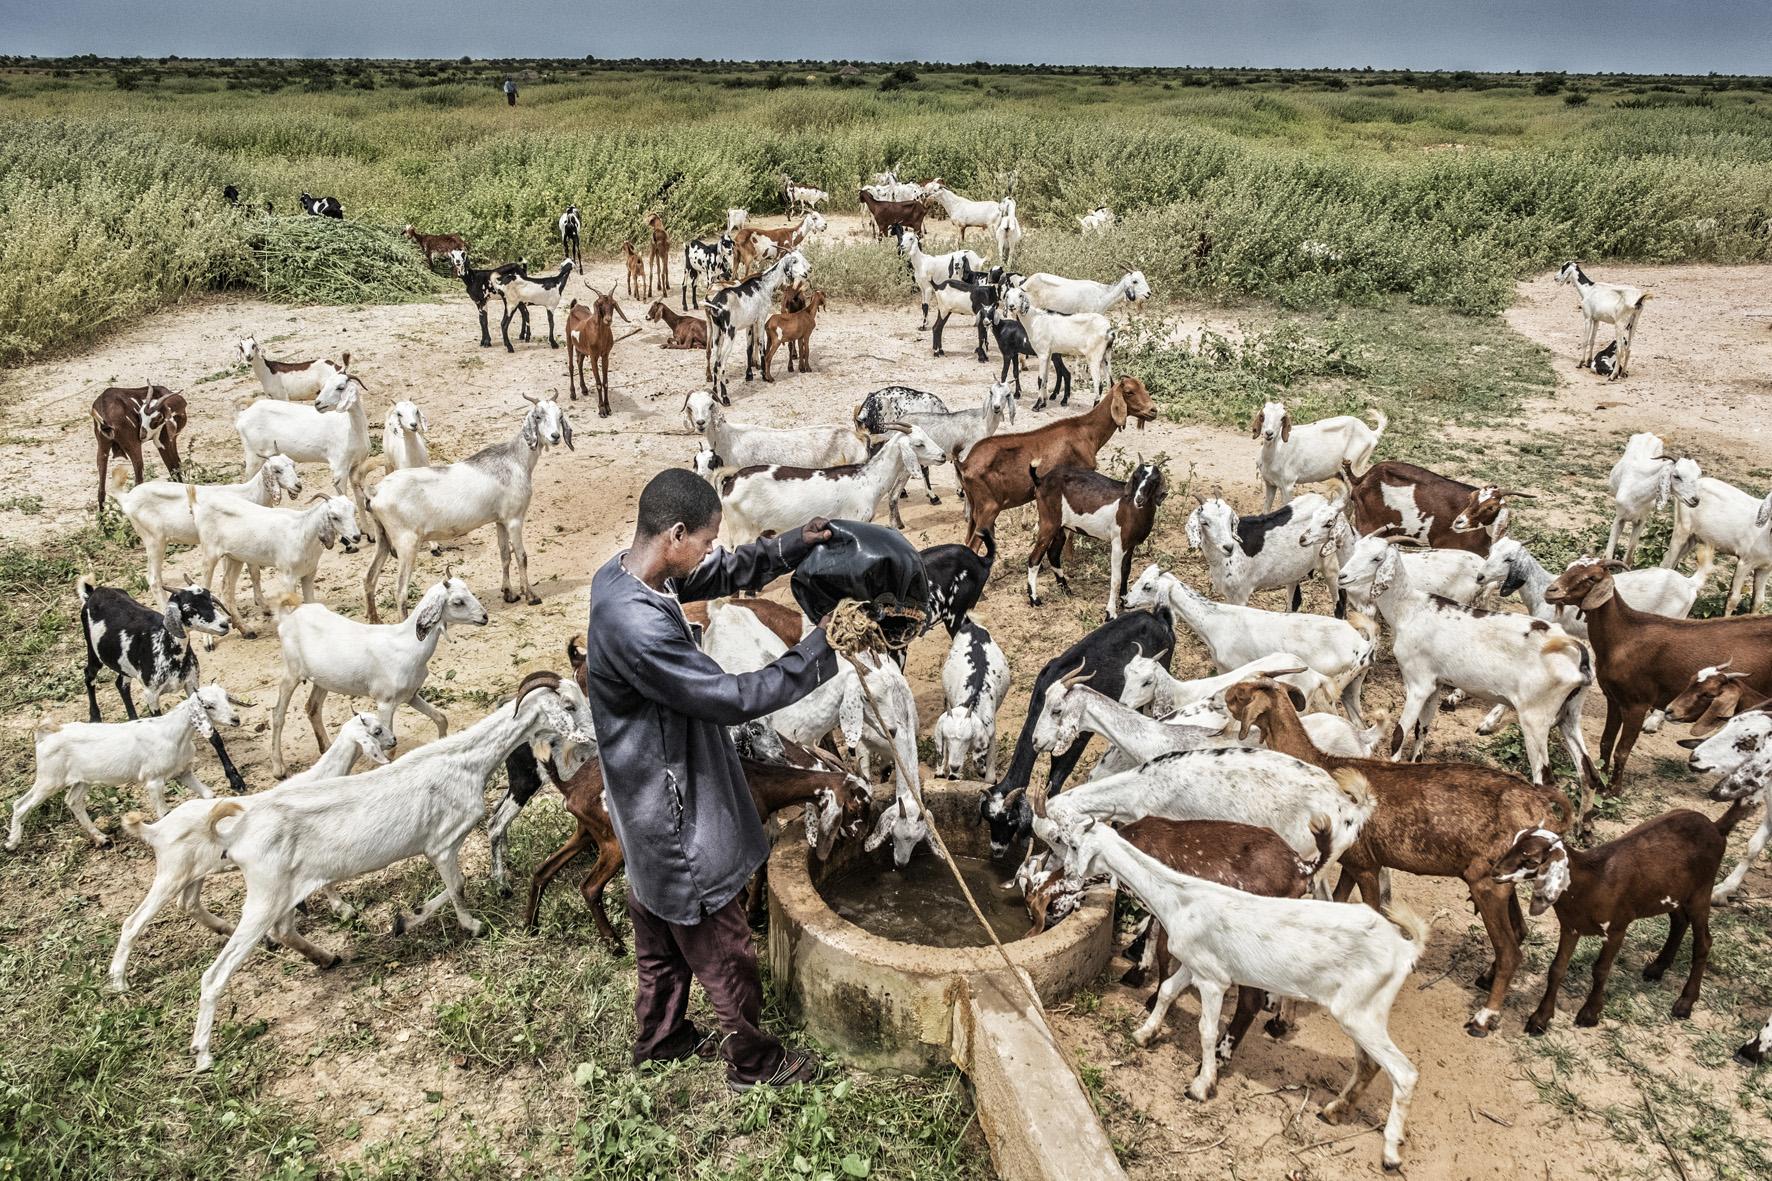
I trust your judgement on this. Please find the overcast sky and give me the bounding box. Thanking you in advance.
[3,0,1769,75]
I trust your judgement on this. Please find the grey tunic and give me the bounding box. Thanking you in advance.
[585,536,837,924]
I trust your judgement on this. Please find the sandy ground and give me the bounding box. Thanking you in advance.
[1,219,1768,1179]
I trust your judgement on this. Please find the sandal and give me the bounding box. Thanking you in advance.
[727,1047,822,1092]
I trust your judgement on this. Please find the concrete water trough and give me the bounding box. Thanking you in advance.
[766,779,1126,1181]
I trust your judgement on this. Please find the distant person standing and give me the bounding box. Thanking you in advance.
[503,77,518,107]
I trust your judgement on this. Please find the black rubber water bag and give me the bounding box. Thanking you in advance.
[791,520,931,648]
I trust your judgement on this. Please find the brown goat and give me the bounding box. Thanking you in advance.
[1545,558,1772,787]
[1493,800,1752,1034]
[733,215,824,275]
[762,290,826,380]
[91,385,187,512]
[622,242,648,299]
[645,213,670,296]
[1340,460,1531,557]
[564,290,635,419]
[646,299,709,364]
[1665,660,1772,738]
[958,376,1158,550]
[402,224,468,269]
[857,190,929,239]
[679,597,804,649]
[1223,676,1575,1036]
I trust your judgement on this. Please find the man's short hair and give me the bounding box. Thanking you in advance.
[636,468,722,538]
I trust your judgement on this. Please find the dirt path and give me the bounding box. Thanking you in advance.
[0,239,1767,1179]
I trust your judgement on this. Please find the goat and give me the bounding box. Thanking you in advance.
[857,189,928,239]
[1685,708,1772,907]
[763,290,827,380]
[924,184,1004,244]
[237,337,349,402]
[105,711,396,991]
[716,425,946,545]
[979,609,1175,858]
[235,371,371,522]
[894,229,986,330]
[1666,661,1772,742]
[622,242,648,300]
[1225,677,1574,1036]
[1478,537,1705,642]
[188,490,362,635]
[494,258,576,349]
[1340,460,1528,557]
[1544,557,1772,788]
[993,197,1022,264]
[645,213,670,296]
[565,289,635,418]
[403,224,467,270]
[363,394,572,620]
[1027,461,1166,617]
[1252,402,1386,511]
[705,250,811,404]
[648,300,709,356]
[558,205,581,264]
[891,383,1017,503]
[1124,565,1374,725]
[1661,474,1772,614]
[927,272,999,363]
[1495,800,1749,1034]
[782,175,829,214]
[1018,269,1151,315]
[1555,261,1650,379]
[933,614,1011,780]
[726,208,748,233]
[448,250,529,349]
[299,192,342,218]
[1076,207,1115,234]
[683,389,869,474]
[1187,492,1337,611]
[959,376,1157,549]
[680,597,805,649]
[92,384,186,512]
[986,301,1072,401]
[382,401,431,471]
[270,576,488,776]
[10,685,242,851]
[855,386,949,504]
[76,574,232,726]
[1119,651,1338,719]
[681,234,735,309]
[735,213,827,274]
[921,531,996,636]
[1605,433,1701,565]
[1034,811,1426,1171]
[998,287,1114,409]
[116,452,303,603]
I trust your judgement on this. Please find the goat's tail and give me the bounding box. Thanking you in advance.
[1304,812,1334,875]
[1027,460,1043,490]
[1329,767,1372,810]
[74,573,96,604]
[1381,903,1441,962]
[1337,459,1360,495]
[271,591,305,624]
[1635,291,1653,307]
[1365,409,1388,441]
[33,715,61,740]
[121,810,154,845]
[205,800,245,842]
[1541,634,1586,664]
[1716,794,1757,838]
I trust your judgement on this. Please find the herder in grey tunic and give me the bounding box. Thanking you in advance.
[584,468,836,1088]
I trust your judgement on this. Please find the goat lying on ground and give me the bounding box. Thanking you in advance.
[648,300,709,357]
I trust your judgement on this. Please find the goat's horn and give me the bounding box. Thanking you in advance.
[514,670,563,709]
[223,691,252,706]
[306,493,329,505]
[1494,488,1538,499]
[1130,642,1144,662]
[1712,659,1734,672]
[521,391,540,404]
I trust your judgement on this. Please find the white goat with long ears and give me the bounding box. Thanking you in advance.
[236,336,347,401]
[9,685,242,850]
[1017,268,1151,315]
[717,424,947,544]
[1661,474,1772,615]
[1681,706,1772,906]
[1033,812,1426,1171]
[269,576,489,777]
[999,286,1115,410]
[1124,565,1375,725]
[993,197,1022,265]
[116,452,302,604]
[853,653,936,868]
[924,184,1005,244]
[235,371,371,516]
[1555,261,1650,379]
[682,389,869,473]
[704,250,810,405]
[362,393,572,621]
[895,229,986,330]
[933,614,1010,780]
[1478,537,1706,642]
[1252,402,1386,511]
[188,490,362,635]
[107,712,396,992]
[177,672,595,1070]
[1187,491,1341,611]
[1605,432,1701,566]
[1077,207,1115,234]
[1119,650,1337,717]
[382,401,430,470]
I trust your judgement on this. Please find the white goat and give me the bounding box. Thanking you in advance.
[1119,651,1337,718]
[107,712,396,991]
[683,389,869,472]
[783,176,829,213]
[726,208,749,232]
[854,653,936,868]
[1017,269,1151,315]
[993,197,1022,264]
[270,576,489,777]
[896,229,987,330]
[1480,537,1705,641]
[1662,475,1772,614]
[932,614,1010,780]
[1000,286,1114,410]
[1605,433,1701,566]
[1033,813,1425,1171]
[888,382,1016,499]
[1124,566,1375,724]
[188,490,362,635]
[235,372,371,516]
[698,600,863,757]
[1686,710,1772,905]
[925,184,1004,244]
[718,425,946,544]
[1252,402,1386,510]
[382,401,431,470]
[1188,492,1340,610]
[237,336,346,401]
[1076,207,1115,234]
[362,394,572,620]
[116,452,302,603]
[1555,261,1650,379]
[10,685,241,850]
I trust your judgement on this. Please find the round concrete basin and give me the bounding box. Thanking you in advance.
[766,779,1114,1073]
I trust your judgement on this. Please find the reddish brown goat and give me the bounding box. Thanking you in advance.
[1025,460,1166,614]
[91,385,187,512]
[1493,800,1752,1034]
[402,225,467,269]
[1223,676,1575,1037]
[958,376,1158,550]
[645,213,670,296]
[763,290,826,380]
[563,290,635,419]
[733,215,824,274]
[1544,558,1772,787]
[622,242,648,299]
[1339,459,1532,557]
[646,301,710,377]
[1665,660,1772,738]
[857,190,928,240]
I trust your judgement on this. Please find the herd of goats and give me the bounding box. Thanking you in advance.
[15,169,1766,1169]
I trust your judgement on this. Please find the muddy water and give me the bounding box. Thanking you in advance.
[821,854,1032,947]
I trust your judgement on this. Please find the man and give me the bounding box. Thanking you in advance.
[584,467,835,1089]
[503,76,518,107]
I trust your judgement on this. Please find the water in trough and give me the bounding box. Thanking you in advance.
[820,853,1031,947]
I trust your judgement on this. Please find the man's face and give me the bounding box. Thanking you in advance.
[664,515,722,580]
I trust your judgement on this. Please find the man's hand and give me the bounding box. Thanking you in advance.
[800,518,833,547]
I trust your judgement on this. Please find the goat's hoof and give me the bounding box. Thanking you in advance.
[105,976,129,995]
[1317,1104,1345,1126]
[92,834,113,850]
[192,1052,215,1073]
[1464,1019,1491,1038]
[320,953,342,970]
[1643,962,1668,982]
[525,594,541,606]
[1671,1001,1694,1020]
[1382,1157,1403,1173]
[391,913,408,936]
[1027,595,1041,607]
[502,590,520,604]
[1711,889,1736,906]
[928,495,941,505]
[1263,1017,1291,1039]
[1525,1016,1550,1036]
[1185,1081,1215,1103]
[1574,1010,1600,1028]
[1474,969,1495,991]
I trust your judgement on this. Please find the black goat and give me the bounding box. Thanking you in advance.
[921,529,996,636]
[222,184,240,206]
[449,250,530,349]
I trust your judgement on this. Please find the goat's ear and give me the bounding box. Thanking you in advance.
[318,517,338,550]
[1249,408,1262,439]
[1280,412,1291,443]
[413,589,444,641]
[1109,392,1128,429]
[1285,684,1307,711]
[521,409,540,450]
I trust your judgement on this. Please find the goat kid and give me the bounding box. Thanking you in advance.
[933,614,1011,779]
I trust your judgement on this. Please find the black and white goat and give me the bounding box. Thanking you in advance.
[77,575,234,727]
[299,192,343,219]
[933,614,1011,780]
[449,250,529,349]
[681,235,735,309]
[494,259,577,350]
[559,205,582,265]
[856,385,949,504]
[705,250,810,405]
[928,273,997,362]
[921,529,997,635]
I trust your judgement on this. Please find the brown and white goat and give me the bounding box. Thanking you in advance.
[680,597,804,648]
[762,290,826,380]
[1493,799,1751,1033]
[622,242,648,300]
[1026,461,1165,617]
[1223,676,1576,1036]
[1665,661,1772,738]
[1340,459,1531,557]
[734,214,826,274]
[1544,558,1772,787]
[958,376,1158,550]
[645,213,670,297]
[564,290,636,419]
[402,225,467,269]
[92,385,187,512]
